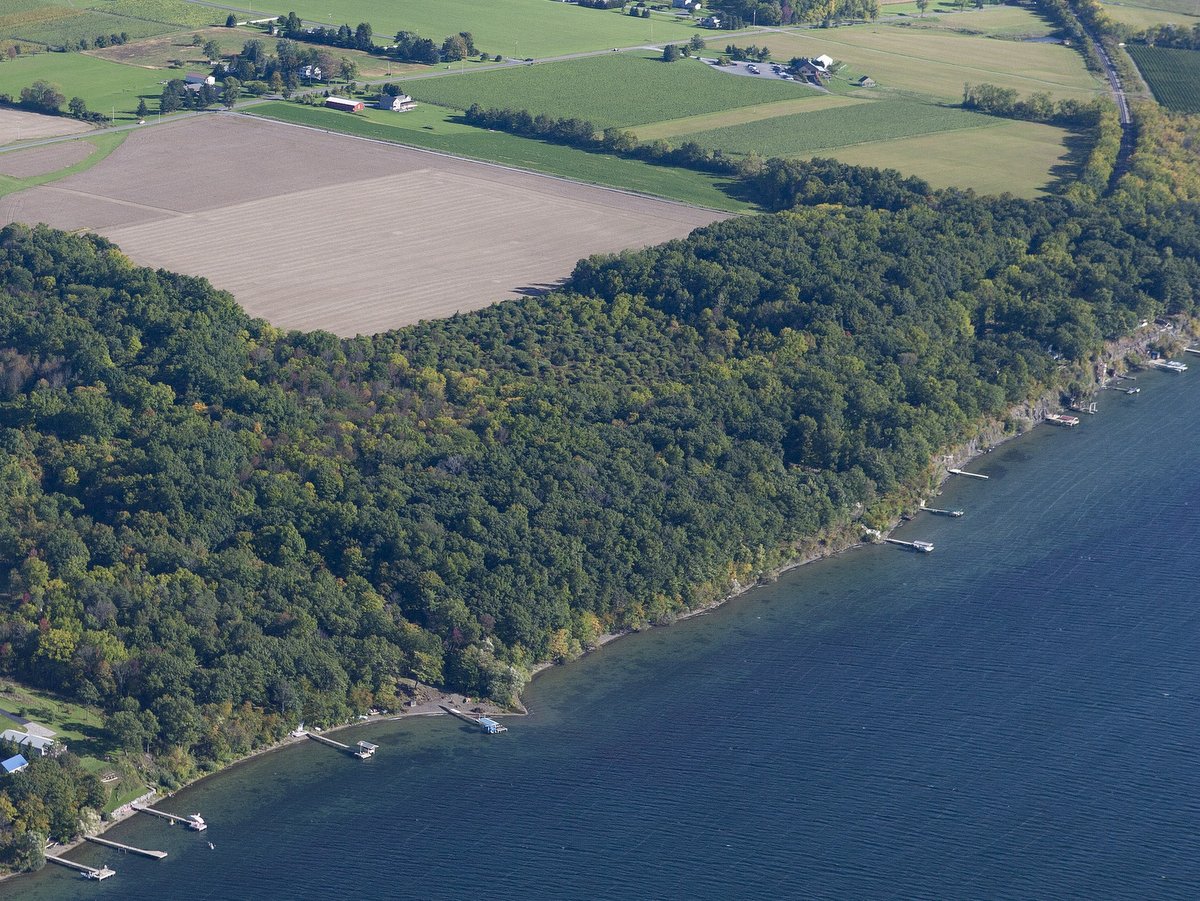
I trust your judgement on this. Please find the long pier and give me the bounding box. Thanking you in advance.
[885,538,934,553]
[921,506,964,517]
[440,705,508,733]
[1186,347,1200,356]
[305,731,378,758]
[46,854,116,880]
[85,835,167,859]
[133,805,207,831]
[947,468,988,480]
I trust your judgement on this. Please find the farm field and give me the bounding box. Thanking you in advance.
[820,117,1076,197]
[758,22,1102,101]
[0,115,729,335]
[632,94,867,141]
[408,52,826,129]
[249,101,751,211]
[892,5,1059,37]
[0,133,127,198]
[1099,1,1200,28]
[679,99,993,157]
[232,0,699,58]
[1127,45,1200,112]
[0,0,221,44]
[1098,0,1200,14]
[0,106,95,143]
[0,52,166,120]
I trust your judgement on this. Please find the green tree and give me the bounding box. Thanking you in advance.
[662,44,681,62]
[221,77,241,106]
[67,96,88,118]
[226,13,237,26]
[136,98,149,118]
[19,80,64,113]
[203,39,221,61]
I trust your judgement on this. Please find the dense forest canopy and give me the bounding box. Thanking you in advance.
[1,97,1199,869]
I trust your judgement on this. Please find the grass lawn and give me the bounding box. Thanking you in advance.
[898,5,1058,37]
[759,22,1102,101]
[234,0,699,58]
[0,52,169,119]
[409,53,834,129]
[246,101,753,211]
[679,98,991,156]
[0,131,127,198]
[819,117,1077,197]
[1099,0,1200,28]
[0,681,110,763]
[1127,45,1200,112]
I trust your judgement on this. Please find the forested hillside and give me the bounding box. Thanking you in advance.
[1,107,1199,870]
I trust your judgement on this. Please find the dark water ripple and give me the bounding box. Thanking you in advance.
[10,371,1200,900]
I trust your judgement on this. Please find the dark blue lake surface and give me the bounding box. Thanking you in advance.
[11,370,1200,899]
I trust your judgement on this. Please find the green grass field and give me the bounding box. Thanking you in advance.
[248,101,753,211]
[2,10,176,44]
[409,53,832,129]
[0,132,127,199]
[0,0,219,44]
[679,98,991,156]
[0,52,166,120]
[899,5,1059,37]
[1128,45,1200,112]
[758,22,1102,101]
[804,117,1076,197]
[1100,0,1200,14]
[238,0,699,59]
[1099,1,1200,28]
[0,681,111,768]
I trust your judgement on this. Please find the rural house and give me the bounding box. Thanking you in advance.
[794,58,831,82]
[0,729,60,757]
[300,64,323,81]
[184,73,216,86]
[700,15,722,27]
[672,0,702,9]
[325,96,365,112]
[377,93,417,112]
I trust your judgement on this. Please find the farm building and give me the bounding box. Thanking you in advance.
[700,15,722,27]
[0,729,60,757]
[858,75,876,87]
[794,59,831,81]
[184,73,216,86]
[377,93,417,112]
[1,755,27,775]
[325,97,365,112]
[815,54,835,69]
[672,0,702,8]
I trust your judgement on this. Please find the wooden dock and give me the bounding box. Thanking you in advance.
[305,731,377,758]
[947,468,988,480]
[133,805,207,831]
[921,506,964,517]
[1185,347,1200,356]
[46,854,115,880]
[885,538,935,553]
[85,835,167,859]
[440,705,508,733]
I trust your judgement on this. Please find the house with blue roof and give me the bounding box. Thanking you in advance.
[2,754,28,775]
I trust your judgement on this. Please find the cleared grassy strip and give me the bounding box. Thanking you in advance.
[238,0,698,58]
[1127,45,1200,112]
[409,53,819,129]
[246,102,752,211]
[0,52,167,120]
[760,24,1102,101]
[817,118,1076,197]
[0,132,127,198]
[633,94,868,140]
[90,0,229,28]
[680,99,991,156]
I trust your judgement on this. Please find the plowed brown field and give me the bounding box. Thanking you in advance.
[0,115,728,335]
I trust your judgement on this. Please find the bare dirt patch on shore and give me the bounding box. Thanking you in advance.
[0,140,93,178]
[0,114,728,335]
[0,108,94,145]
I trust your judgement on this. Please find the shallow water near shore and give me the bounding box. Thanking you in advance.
[11,369,1200,899]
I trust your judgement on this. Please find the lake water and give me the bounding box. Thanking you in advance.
[10,369,1200,899]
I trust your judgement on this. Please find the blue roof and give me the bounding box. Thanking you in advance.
[2,755,28,774]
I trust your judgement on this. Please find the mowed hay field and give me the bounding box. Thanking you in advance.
[1099,1,1200,28]
[241,0,696,58]
[1127,46,1200,112]
[757,23,1102,101]
[409,53,824,129]
[0,52,165,121]
[0,116,727,335]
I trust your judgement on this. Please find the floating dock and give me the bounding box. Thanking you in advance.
[885,538,934,553]
[133,805,207,831]
[440,705,508,733]
[1045,413,1080,427]
[46,854,115,880]
[1185,347,1200,356]
[920,505,964,517]
[305,731,378,759]
[84,835,167,859]
[947,468,988,480]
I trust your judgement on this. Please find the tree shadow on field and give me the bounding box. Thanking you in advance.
[1044,127,1094,195]
[513,280,568,297]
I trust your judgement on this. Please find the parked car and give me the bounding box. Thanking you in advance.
[747,65,759,74]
